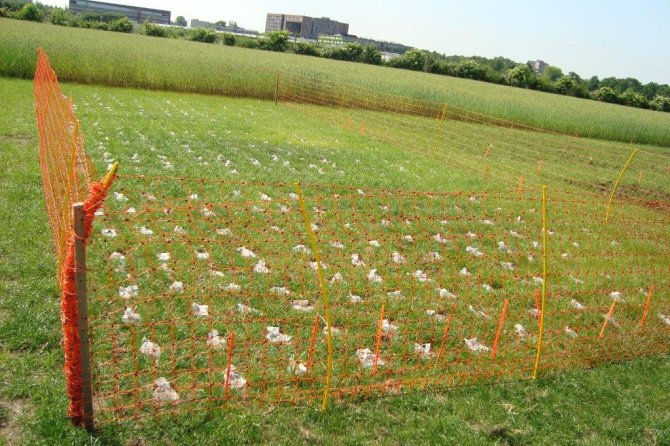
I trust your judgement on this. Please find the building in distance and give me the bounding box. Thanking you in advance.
[530,60,548,74]
[68,0,171,24]
[266,13,349,40]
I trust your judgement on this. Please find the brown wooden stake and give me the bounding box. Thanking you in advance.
[74,203,94,432]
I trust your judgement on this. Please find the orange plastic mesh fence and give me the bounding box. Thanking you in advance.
[34,49,116,426]
[33,53,670,429]
[34,48,96,277]
[276,71,670,204]
[85,176,669,425]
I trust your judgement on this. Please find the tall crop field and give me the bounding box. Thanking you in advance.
[1,18,670,147]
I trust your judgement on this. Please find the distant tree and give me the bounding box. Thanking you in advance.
[641,82,659,100]
[567,71,582,82]
[236,35,260,49]
[292,41,320,56]
[190,27,217,43]
[535,75,556,92]
[542,65,563,82]
[424,58,453,76]
[214,20,226,27]
[600,76,644,94]
[109,17,133,33]
[455,60,487,80]
[599,77,619,91]
[490,56,516,72]
[587,76,600,91]
[504,64,536,88]
[174,15,187,27]
[222,33,236,46]
[620,77,642,93]
[651,95,670,112]
[389,48,428,71]
[50,7,75,26]
[228,21,237,28]
[142,22,167,37]
[326,43,364,62]
[555,75,577,95]
[657,84,670,98]
[260,31,289,52]
[15,3,44,22]
[619,89,648,108]
[595,86,619,103]
[361,45,382,65]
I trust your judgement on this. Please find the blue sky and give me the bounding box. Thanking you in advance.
[45,0,670,84]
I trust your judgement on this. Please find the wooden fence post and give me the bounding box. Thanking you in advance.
[74,203,94,431]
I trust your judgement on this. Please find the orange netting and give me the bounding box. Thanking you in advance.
[33,52,669,429]
[84,177,669,425]
[276,71,670,204]
[34,49,115,426]
[34,48,96,276]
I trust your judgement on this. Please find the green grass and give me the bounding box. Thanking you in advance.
[2,18,670,147]
[0,75,669,445]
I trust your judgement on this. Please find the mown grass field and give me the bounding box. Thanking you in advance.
[1,66,669,446]
[2,18,670,147]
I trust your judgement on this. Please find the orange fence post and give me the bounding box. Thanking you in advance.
[491,299,510,360]
[599,300,619,339]
[638,285,655,331]
[373,304,385,374]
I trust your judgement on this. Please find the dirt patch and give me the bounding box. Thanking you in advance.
[0,398,31,445]
[596,181,670,205]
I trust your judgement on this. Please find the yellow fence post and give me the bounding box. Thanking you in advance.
[532,185,548,380]
[294,183,334,411]
[604,148,637,224]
